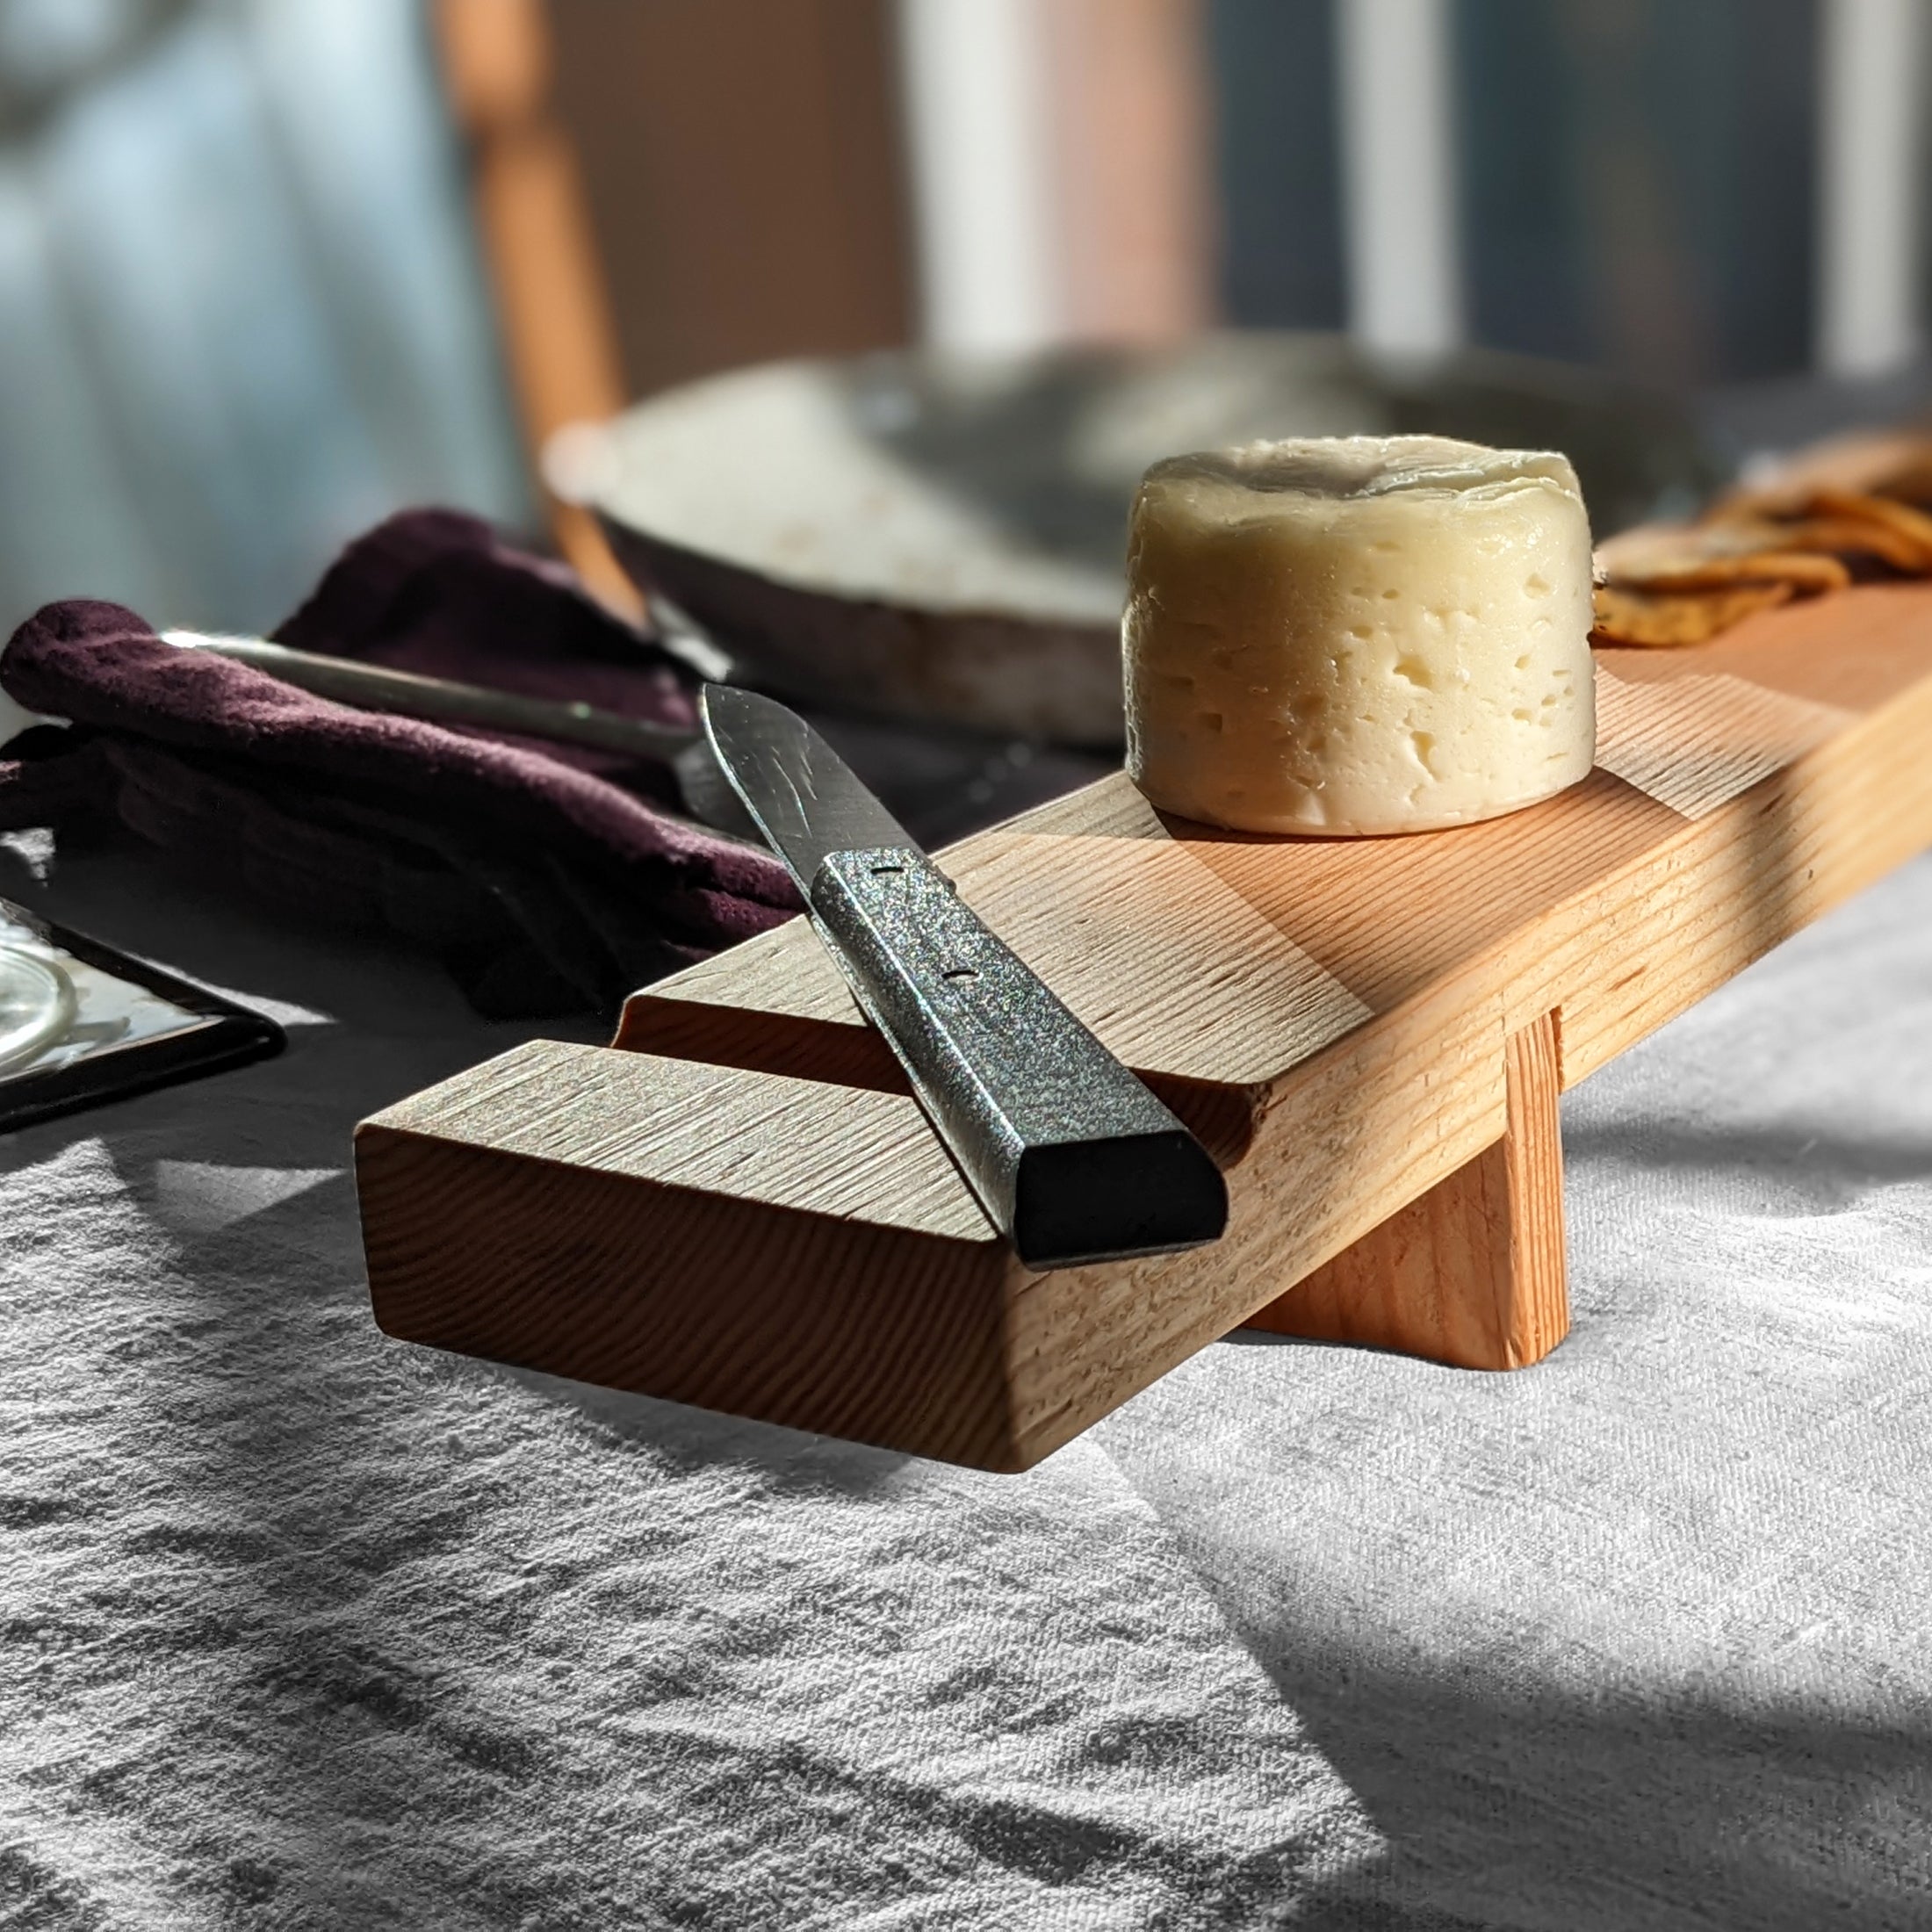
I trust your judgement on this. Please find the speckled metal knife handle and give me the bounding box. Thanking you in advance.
[809,848,1229,1270]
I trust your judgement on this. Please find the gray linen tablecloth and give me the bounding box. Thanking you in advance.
[2,822,1928,1930]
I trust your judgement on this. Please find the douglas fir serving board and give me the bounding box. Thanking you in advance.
[356,585,1932,1469]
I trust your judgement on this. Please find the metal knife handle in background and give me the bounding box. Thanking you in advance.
[161,631,759,836]
[162,631,698,758]
[809,846,1228,1270]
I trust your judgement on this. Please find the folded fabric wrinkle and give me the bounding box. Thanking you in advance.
[0,511,801,1020]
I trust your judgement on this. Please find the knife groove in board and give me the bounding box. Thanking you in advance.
[616,820,1374,1095]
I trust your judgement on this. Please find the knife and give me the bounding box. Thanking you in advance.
[162,631,756,836]
[701,683,1228,1270]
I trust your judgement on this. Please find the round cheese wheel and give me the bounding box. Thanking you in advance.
[1123,434,1596,835]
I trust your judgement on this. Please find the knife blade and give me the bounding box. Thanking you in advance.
[701,683,1228,1270]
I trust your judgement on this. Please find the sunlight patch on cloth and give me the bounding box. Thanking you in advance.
[150,1159,340,1236]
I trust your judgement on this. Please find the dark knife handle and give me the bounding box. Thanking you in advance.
[809,848,1228,1270]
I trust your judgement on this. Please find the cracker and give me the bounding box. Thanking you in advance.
[1711,430,1932,518]
[1591,580,1795,648]
[1797,489,1932,567]
[1594,520,1852,592]
[1756,517,1921,573]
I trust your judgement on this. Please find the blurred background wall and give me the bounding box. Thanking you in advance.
[0,0,1928,641]
[0,0,529,639]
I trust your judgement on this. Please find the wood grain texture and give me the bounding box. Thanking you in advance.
[1242,1009,1568,1368]
[357,1046,1027,1466]
[358,587,1932,1467]
[614,778,1375,1083]
[1594,664,1852,820]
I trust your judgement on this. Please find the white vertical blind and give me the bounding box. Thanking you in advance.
[1335,0,1463,358]
[1816,0,1926,378]
[894,0,1059,354]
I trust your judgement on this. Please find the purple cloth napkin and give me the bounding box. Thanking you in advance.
[0,511,800,1017]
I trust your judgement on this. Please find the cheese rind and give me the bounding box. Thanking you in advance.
[1122,435,1597,835]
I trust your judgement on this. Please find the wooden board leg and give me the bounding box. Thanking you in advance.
[1241,1009,1569,1369]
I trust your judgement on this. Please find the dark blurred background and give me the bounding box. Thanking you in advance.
[0,0,1925,660]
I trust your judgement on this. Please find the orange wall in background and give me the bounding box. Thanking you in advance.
[1042,0,1216,343]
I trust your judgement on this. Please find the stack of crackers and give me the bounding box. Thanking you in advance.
[1592,429,1932,646]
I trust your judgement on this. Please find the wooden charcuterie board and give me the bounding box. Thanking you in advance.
[355,585,1932,1469]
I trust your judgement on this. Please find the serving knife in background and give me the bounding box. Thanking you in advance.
[162,631,754,834]
[701,683,1229,1270]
